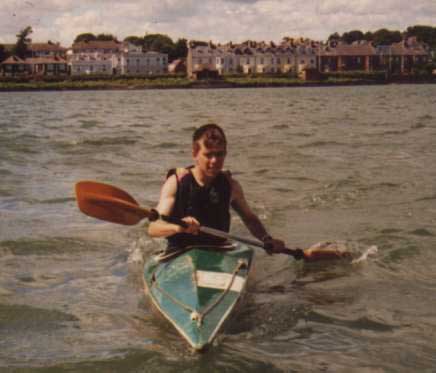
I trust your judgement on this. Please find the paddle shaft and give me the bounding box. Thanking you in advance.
[76,181,304,260]
[150,209,304,260]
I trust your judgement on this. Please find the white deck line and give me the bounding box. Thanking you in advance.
[196,270,245,292]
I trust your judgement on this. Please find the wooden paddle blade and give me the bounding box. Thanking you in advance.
[76,181,139,205]
[75,181,149,225]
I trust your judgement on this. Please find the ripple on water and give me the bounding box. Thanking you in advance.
[154,142,179,149]
[83,137,137,146]
[271,124,289,130]
[0,303,79,332]
[408,228,434,237]
[79,119,101,129]
[411,122,426,129]
[305,310,396,332]
[298,140,348,149]
[0,237,111,256]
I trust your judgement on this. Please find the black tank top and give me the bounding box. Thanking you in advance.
[166,167,232,249]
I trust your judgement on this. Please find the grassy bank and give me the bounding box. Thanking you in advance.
[0,73,435,91]
[0,76,195,91]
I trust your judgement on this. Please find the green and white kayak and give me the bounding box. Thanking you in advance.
[143,243,254,351]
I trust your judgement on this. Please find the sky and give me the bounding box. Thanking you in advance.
[1,0,435,47]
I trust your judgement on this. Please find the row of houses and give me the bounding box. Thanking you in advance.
[0,36,431,79]
[188,39,318,77]
[0,40,171,77]
[187,37,431,78]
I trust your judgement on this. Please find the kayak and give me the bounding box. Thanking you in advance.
[143,243,254,351]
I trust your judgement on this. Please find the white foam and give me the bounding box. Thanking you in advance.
[351,245,378,264]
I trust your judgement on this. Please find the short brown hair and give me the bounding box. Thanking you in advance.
[192,124,227,153]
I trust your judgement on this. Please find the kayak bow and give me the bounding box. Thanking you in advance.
[143,244,254,351]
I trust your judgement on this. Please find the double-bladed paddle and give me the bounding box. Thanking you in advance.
[75,181,347,261]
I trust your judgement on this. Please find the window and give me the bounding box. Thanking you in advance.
[260,58,264,64]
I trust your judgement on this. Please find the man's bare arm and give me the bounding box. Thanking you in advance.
[148,175,199,237]
[230,179,270,241]
[230,178,286,254]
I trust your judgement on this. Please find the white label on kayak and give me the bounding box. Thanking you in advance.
[196,271,245,292]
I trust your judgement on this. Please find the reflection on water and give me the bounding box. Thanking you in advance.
[1,85,436,371]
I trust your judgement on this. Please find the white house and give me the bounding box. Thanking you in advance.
[69,40,121,75]
[187,40,314,77]
[188,42,218,76]
[69,40,168,76]
[117,43,168,75]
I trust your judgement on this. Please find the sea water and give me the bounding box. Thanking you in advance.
[0,85,435,371]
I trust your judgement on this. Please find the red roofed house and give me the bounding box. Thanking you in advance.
[379,37,430,74]
[26,56,68,76]
[319,40,377,72]
[1,41,68,77]
[168,58,186,74]
[0,55,29,77]
[319,37,430,74]
[29,42,67,58]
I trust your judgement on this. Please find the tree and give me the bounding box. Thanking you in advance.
[372,28,402,46]
[406,25,436,48]
[173,38,188,60]
[96,33,118,42]
[342,30,365,44]
[124,36,144,46]
[327,32,341,41]
[74,33,97,43]
[13,26,32,58]
[0,44,7,62]
[143,33,174,53]
[143,33,177,61]
[363,31,374,41]
[327,32,342,44]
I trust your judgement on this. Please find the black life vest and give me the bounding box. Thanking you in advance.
[166,166,232,249]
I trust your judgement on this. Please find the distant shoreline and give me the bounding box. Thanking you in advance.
[1,76,435,92]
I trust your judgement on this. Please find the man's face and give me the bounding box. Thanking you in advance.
[193,139,227,178]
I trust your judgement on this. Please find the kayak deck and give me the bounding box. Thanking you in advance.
[143,244,254,350]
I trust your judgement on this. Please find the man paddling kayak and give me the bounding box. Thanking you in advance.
[75,124,354,260]
[148,123,286,254]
